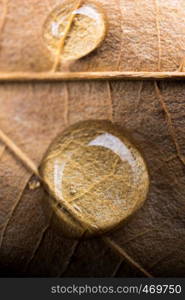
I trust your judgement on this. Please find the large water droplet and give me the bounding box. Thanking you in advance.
[40,120,149,238]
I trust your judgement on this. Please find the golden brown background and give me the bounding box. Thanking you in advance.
[0,0,185,277]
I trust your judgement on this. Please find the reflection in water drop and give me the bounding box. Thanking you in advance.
[54,160,65,199]
[73,5,102,23]
[40,120,149,238]
[88,133,136,170]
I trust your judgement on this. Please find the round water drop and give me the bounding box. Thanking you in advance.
[43,0,107,62]
[40,120,149,238]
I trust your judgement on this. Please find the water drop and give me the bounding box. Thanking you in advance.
[42,0,107,63]
[40,120,149,238]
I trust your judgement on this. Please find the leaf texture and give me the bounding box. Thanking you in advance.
[0,0,185,277]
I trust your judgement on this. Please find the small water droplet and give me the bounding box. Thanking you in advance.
[40,120,149,238]
[29,179,41,190]
[42,0,107,62]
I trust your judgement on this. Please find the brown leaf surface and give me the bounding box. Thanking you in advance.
[0,0,185,277]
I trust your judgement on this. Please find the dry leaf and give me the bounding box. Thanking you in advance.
[0,0,185,277]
